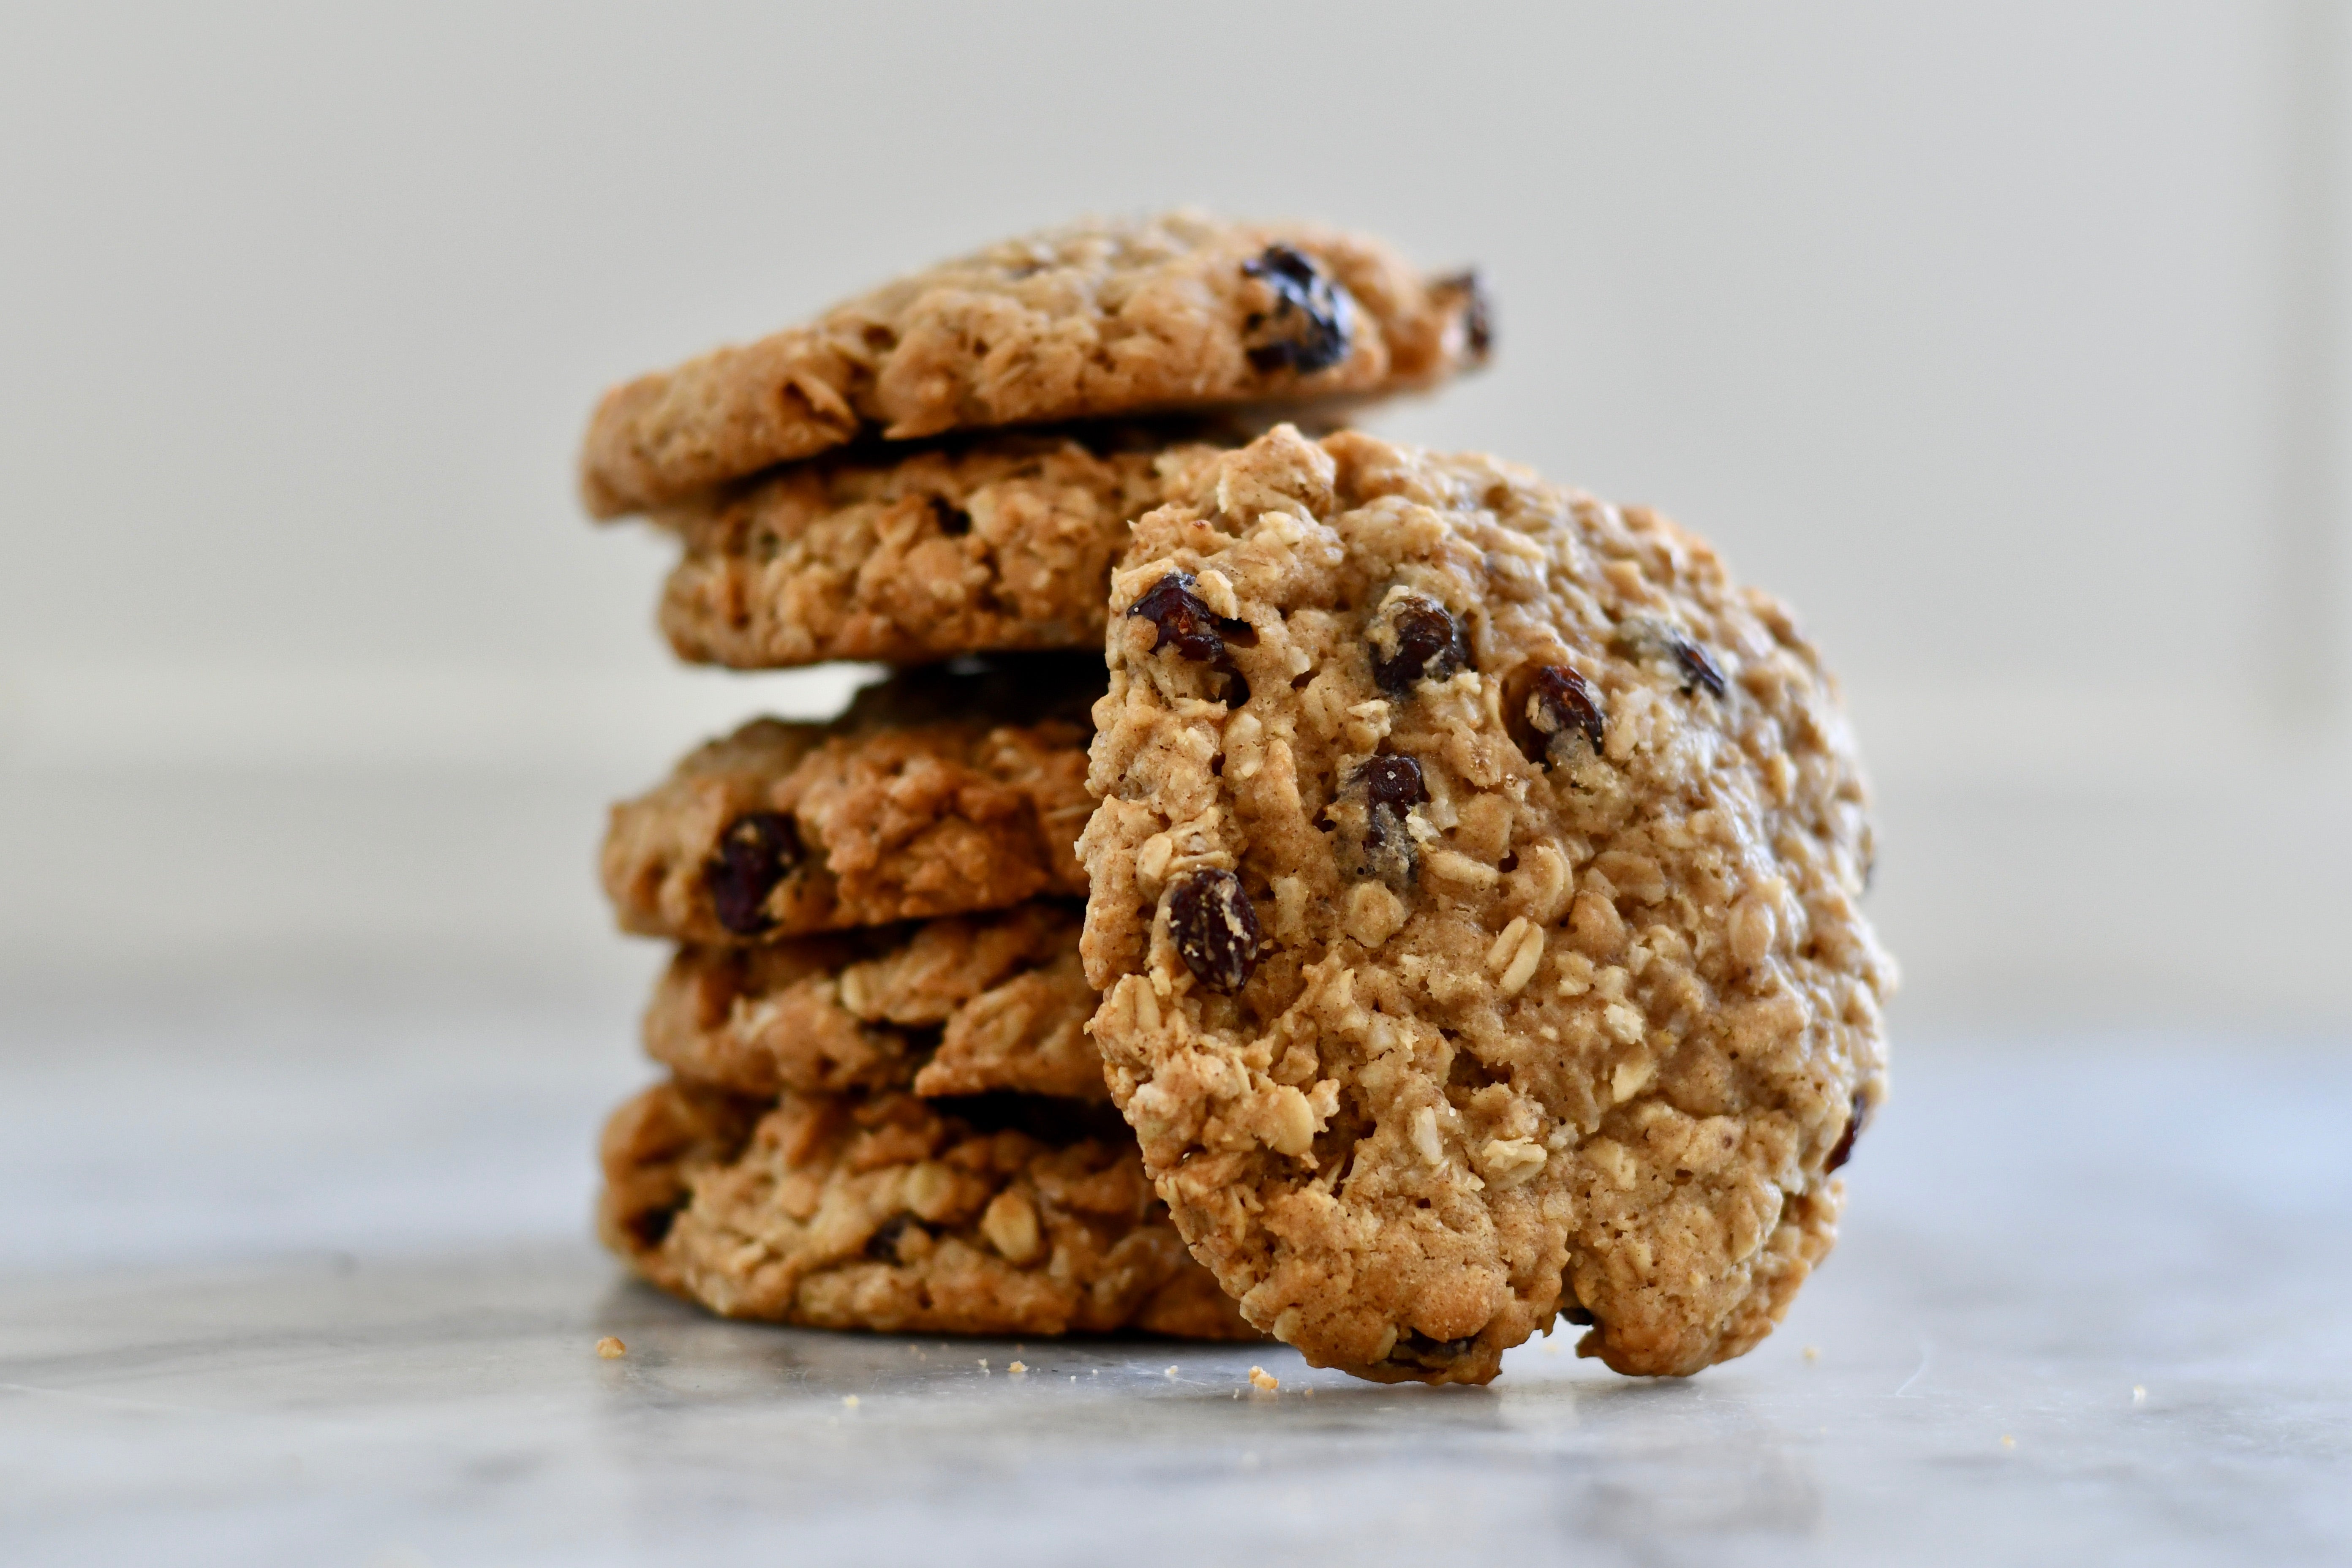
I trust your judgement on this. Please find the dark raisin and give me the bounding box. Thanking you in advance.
[1432,269,1493,362]
[1672,637,1727,700]
[1129,571,1254,705]
[1338,756,1427,889]
[864,1213,922,1262]
[1369,594,1470,694]
[1503,663,1606,768]
[1127,571,1253,663]
[1241,244,1354,374]
[1357,754,1428,815]
[927,495,971,536]
[1167,868,1264,994]
[705,811,801,936]
[1825,1092,1869,1173]
[1128,572,1225,663]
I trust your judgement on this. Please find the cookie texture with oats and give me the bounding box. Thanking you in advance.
[1077,425,1893,1385]
[599,1078,1258,1340]
[579,210,1490,517]
[646,902,1105,1102]
[603,658,1098,943]
[653,428,1240,669]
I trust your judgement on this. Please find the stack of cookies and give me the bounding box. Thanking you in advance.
[585,212,1490,1343]
[582,211,1895,1385]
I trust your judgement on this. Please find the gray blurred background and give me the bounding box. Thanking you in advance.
[4,0,2349,1037]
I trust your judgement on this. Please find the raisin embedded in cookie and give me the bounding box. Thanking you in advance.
[603,658,1099,942]
[646,902,1105,1102]
[1078,426,1893,1385]
[653,428,1241,669]
[599,1079,1258,1341]
[579,210,1492,517]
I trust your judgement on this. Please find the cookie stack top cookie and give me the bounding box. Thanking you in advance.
[580,209,1489,522]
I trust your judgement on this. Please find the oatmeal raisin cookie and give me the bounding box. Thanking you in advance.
[1078,426,1892,1383]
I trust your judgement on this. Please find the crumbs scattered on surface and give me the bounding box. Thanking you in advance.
[842,1395,860,1409]
[1165,1366,1179,1380]
[2000,1435,2015,1450]
[1804,1345,1821,1362]
[595,1337,625,1359]
[1008,1361,1027,1375]
[1249,1366,1279,1392]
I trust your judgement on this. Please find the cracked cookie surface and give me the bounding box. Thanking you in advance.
[600,1079,1256,1340]
[580,210,1489,517]
[604,658,1098,942]
[653,428,1240,668]
[647,902,1104,1102]
[1078,426,1893,1384]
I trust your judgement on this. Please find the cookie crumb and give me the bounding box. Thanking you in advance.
[2132,1385,2148,1403]
[1165,1366,1179,1379]
[595,1337,626,1359]
[1249,1366,1280,1392]
[2000,1434,2015,1450]
[842,1395,860,1408]
[1008,1361,1027,1375]
[1302,1386,1315,1397]
[1803,1345,1821,1362]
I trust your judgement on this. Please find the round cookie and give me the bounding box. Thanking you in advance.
[604,658,1098,943]
[655,427,1241,669]
[600,1079,1258,1341]
[580,210,1490,517]
[1077,426,1893,1384]
[646,902,1104,1102]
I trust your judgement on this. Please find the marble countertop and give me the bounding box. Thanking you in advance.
[3,991,2347,1567]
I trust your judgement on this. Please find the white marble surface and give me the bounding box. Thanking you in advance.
[2,994,2348,1567]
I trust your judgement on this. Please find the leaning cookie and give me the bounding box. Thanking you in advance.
[599,1080,1258,1341]
[580,210,1490,517]
[656,428,1239,668]
[603,659,1097,943]
[1078,426,1893,1384]
[646,902,1104,1102]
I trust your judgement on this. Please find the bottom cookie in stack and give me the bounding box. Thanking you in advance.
[598,902,1258,1340]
